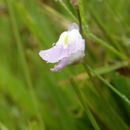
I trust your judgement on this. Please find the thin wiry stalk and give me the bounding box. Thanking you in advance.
[87,66,130,105]
[76,0,101,130]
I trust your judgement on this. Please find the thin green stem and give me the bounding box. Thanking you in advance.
[5,0,46,129]
[87,66,130,105]
[59,61,129,85]
[70,78,101,130]
[88,33,128,61]
[77,0,101,130]
[59,0,78,22]
[93,61,129,76]
[78,0,89,36]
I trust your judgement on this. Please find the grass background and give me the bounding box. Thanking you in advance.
[0,0,130,130]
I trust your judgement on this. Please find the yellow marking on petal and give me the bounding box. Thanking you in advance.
[64,34,69,47]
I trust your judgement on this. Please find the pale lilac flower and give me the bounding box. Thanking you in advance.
[39,23,85,72]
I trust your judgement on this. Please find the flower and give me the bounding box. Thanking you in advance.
[39,23,85,72]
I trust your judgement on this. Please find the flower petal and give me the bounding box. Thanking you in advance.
[65,39,85,55]
[39,44,71,63]
[39,45,63,63]
[50,57,70,72]
[50,50,85,72]
[56,31,68,46]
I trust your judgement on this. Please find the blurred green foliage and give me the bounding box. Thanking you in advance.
[0,0,130,130]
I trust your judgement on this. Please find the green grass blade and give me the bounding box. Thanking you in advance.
[70,78,101,130]
[5,0,46,129]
